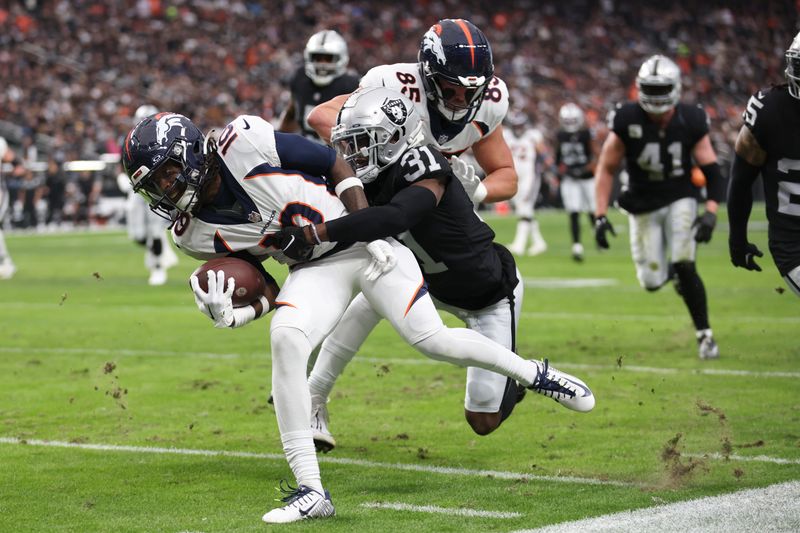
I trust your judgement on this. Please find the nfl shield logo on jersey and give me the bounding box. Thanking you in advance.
[381,99,408,125]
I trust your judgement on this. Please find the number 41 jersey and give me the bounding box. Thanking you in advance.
[366,144,517,310]
[742,85,800,274]
[611,102,709,213]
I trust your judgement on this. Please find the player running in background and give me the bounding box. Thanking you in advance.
[505,110,548,256]
[0,136,19,279]
[116,105,178,285]
[277,30,359,143]
[594,55,725,360]
[556,103,595,262]
[727,31,800,297]
[121,111,593,524]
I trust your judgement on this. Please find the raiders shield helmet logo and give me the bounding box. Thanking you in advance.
[381,99,408,125]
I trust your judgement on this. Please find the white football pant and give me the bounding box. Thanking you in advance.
[561,177,595,214]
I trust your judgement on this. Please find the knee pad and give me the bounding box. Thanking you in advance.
[466,379,497,409]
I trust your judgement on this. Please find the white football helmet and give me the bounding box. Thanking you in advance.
[558,103,584,132]
[133,104,159,124]
[304,30,349,86]
[330,87,424,184]
[785,31,800,99]
[636,55,681,114]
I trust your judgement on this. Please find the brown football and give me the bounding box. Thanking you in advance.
[191,257,266,307]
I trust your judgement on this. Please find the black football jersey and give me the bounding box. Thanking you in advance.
[289,67,360,143]
[611,102,709,213]
[365,144,518,310]
[556,128,593,179]
[742,85,800,274]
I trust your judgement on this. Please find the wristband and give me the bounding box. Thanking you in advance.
[231,295,271,328]
[334,177,364,197]
[309,224,322,245]
[473,181,488,203]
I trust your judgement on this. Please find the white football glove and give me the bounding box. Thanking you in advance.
[190,270,235,328]
[449,155,487,204]
[364,239,397,281]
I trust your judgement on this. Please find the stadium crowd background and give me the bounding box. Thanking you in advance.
[0,0,795,227]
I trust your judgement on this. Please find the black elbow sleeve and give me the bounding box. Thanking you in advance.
[699,162,724,203]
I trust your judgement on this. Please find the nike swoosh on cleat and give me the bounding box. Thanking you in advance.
[562,377,592,397]
[298,500,319,517]
[242,118,251,129]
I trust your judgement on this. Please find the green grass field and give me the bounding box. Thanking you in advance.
[0,208,797,532]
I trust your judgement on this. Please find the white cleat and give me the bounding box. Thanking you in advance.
[698,334,720,360]
[0,261,16,280]
[571,243,584,262]
[528,240,548,256]
[311,395,336,453]
[262,482,335,524]
[528,359,595,412]
[507,242,526,256]
[148,268,167,286]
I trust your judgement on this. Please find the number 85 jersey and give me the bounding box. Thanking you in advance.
[360,63,509,156]
[742,85,800,258]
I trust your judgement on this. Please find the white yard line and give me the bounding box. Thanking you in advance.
[520,311,800,324]
[0,437,631,487]
[522,278,618,289]
[2,346,798,379]
[512,480,800,533]
[360,502,521,519]
[686,452,800,466]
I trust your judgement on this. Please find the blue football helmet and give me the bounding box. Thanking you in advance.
[418,18,494,124]
[121,112,214,220]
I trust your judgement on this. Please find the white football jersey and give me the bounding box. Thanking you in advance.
[171,116,347,264]
[503,128,542,184]
[360,63,509,156]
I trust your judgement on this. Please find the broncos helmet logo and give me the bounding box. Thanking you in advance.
[421,27,446,65]
[156,114,188,144]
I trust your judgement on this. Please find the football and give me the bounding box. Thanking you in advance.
[191,257,266,307]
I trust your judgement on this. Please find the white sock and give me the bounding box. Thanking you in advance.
[510,220,531,247]
[308,294,381,399]
[271,326,322,493]
[414,328,539,387]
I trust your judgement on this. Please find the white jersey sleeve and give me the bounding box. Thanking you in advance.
[172,115,348,264]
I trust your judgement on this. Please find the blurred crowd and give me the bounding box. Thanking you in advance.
[0,0,796,227]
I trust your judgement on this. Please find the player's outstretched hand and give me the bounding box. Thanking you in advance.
[594,215,616,249]
[364,239,397,281]
[729,240,763,272]
[273,226,314,261]
[190,270,235,328]
[693,211,717,243]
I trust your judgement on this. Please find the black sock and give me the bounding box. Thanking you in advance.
[499,377,523,422]
[150,238,163,257]
[672,261,710,330]
[569,212,580,243]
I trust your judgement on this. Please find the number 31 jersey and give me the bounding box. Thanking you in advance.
[365,144,517,310]
[360,63,509,156]
[742,85,800,273]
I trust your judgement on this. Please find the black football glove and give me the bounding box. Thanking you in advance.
[693,211,717,243]
[594,215,616,249]
[273,226,314,262]
[729,240,763,272]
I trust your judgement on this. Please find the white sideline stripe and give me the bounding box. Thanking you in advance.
[2,346,798,379]
[0,346,240,360]
[360,502,521,519]
[1,301,797,324]
[523,278,618,289]
[521,311,800,324]
[686,452,800,466]
[513,481,800,533]
[0,437,632,487]
[360,358,800,380]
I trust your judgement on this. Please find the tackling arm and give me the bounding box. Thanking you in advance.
[276,99,298,133]
[471,125,518,202]
[727,126,767,270]
[692,134,722,214]
[307,94,351,143]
